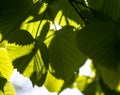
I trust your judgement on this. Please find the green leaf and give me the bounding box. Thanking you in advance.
[30,42,49,86]
[48,0,83,27]
[0,77,7,92]
[12,41,49,86]
[76,76,91,92]
[0,80,16,95]
[6,30,34,45]
[87,0,120,20]
[83,80,104,95]
[4,81,16,95]
[0,0,33,38]
[0,34,2,41]
[44,72,64,92]
[6,43,34,77]
[37,42,49,69]
[12,44,37,74]
[0,91,4,95]
[76,19,120,69]
[30,71,47,86]
[87,0,105,11]
[83,81,97,95]
[49,26,87,81]
[36,22,50,69]
[7,43,34,61]
[28,1,48,22]
[99,66,120,92]
[37,22,50,42]
[99,78,120,95]
[0,46,14,79]
[31,49,47,85]
[59,72,78,93]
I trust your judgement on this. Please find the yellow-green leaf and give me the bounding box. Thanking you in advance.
[0,48,13,80]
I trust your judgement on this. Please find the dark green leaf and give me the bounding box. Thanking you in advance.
[30,42,48,86]
[13,52,35,74]
[30,71,47,86]
[76,19,120,69]
[13,44,37,73]
[47,0,83,26]
[6,30,34,45]
[28,1,48,22]
[39,43,49,69]
[99,65,120,92]
[49,26,87,81]
[0,77,7,92]
[59,72,78,93]
[87,0,104,11]
[0,77,15,94]
[0,0,33,38]
[87,0,120,20]
[83,81,97,95]
[37,22,50,42]
[82,79,105,95]
[99,78,120,95]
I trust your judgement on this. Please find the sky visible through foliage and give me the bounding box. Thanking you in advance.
[10,59,92,95]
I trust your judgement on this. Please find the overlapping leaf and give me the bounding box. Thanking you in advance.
[49,26,87,81]
[76,19,120,69]
[0,81,15,95]
[0,0,33,40]
[87,0,120,20]
[47,0,83,27]
[5,20,50,86]
[0,0,50,87]
[44,72,64,92]
[30,46,48,86]
[10,40,49,86]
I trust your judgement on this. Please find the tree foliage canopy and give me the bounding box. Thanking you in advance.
[0,0,120,94]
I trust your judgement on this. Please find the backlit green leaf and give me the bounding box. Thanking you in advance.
[48,0,83,27]
[4,81,16,95]
[44,72,64,92]
[7,43,34,61]
[49,26,87,80]
[0,47,13,80]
